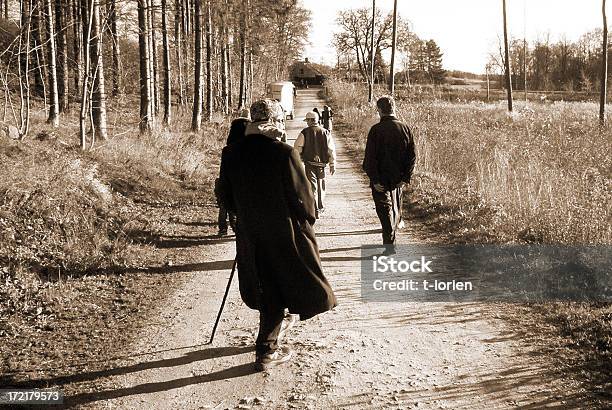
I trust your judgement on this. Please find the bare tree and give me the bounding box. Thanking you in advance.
[146,0,155,117]
[600,0,608,125]
[191,0,202,131]
[238,0,248,109]
[72,0,81,95]
[204,0,212,121]
[137,0,153,133]
[79,0,94,148]
[109,0,121,97]
[87,0,107,141]
[174,0,185,106]
[55,0,69,112]
[161,0,171,125]
[44,0,59,126]
[31,0,46,98]
[18,0,32,138]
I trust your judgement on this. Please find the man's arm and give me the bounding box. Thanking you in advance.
[362,126,379,184]
[218,148,236,212]
[402,127,416,183]
[294,132,305,155]
[283,148,317,225]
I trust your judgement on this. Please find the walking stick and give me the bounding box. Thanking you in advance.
[208,258,238,344]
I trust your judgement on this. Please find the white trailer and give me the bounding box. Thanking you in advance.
[266,81,296,120]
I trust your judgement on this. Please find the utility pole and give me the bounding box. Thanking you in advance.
[368,0,375,102]
[502,0,513,112]
[599,0,608,125]
[389,0,398,96]
[523,0,527,102]
[486,64,491,102]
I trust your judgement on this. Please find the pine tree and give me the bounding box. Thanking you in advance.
[425,39,446,84]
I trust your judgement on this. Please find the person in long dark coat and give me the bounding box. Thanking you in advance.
[218,99,337,371]
[216,109,251,235]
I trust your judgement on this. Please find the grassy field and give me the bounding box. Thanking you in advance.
[329,79,611,244]
[326,78,611,388]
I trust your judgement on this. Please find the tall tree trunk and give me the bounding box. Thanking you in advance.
[220,23,228,114]
[204,0,211,121]
[174,0,185,105]
[599,0,608,125]
[227,26,232,109]
[90,0,107,140]
[161,0,171,125]
[79,0,93,148]
[149,0,159,114]
[368,0,375,102]
[30,0,46,98]
[146,0,155,119]
[19,0,32,138]
[388,0,397,95]
[110,0,121,97]
[44,0,59,125]
[502,0,513,112]
[247,47,252,104]
[137,0,152,133]
[56,0,69,112]
[191,0,202,131]
[72,0,81,95]
[238,0,247,109]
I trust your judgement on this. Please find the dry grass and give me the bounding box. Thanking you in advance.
[328,78,611,244]
[0,102,231,389]
[327,78,611,391]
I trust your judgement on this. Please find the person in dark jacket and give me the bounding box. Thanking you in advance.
[363,96,416,252]
[217,109,251,235]
[321,105,333,131]
[218,99,337,371]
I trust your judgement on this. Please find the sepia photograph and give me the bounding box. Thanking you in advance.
[0,0,610,408]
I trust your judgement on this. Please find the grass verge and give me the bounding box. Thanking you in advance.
[0,106,227,394]
[326,78,611,402]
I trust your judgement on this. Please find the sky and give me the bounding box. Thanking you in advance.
[301,0,610,74]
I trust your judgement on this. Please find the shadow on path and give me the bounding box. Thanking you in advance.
[12,346,253,391]
[63,363,257,408]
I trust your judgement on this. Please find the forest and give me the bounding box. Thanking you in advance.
[0,0,311,145]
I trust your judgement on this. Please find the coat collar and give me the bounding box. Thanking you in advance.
[380,115,397,121]
[245,121,285,140]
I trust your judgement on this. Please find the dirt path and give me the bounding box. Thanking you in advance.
[67,90,579,409]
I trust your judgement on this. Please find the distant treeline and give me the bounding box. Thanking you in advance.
[489,30,612,92]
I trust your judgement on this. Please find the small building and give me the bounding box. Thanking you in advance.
[290,58,327,86]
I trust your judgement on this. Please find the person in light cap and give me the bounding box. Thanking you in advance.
[294,110,336,217]
[218,99,337,371]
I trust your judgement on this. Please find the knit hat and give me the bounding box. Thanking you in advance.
[250,99,285,122]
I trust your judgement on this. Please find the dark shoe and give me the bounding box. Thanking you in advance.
[218,228,228,236]
[382,245,396,256]
[255,346,293,371]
